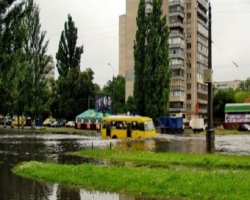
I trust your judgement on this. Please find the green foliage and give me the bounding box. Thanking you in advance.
[235,91,250,103]
[56,14,83,77]
[124,96,137,114]
[55,68,96,120]
[213,88,236,119]
[54,14,96,120]
[133,0,170,119]
[22,0,51,121]
[0,0,28,116]
[237,78,250,91]
[103,75,126,113]
[133,0,147,116]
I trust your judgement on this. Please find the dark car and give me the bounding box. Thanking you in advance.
[50,121,64,127]
[238,124,250,132]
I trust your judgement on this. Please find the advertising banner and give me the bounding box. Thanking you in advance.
[225,113,250,123]
[95,93,112,113]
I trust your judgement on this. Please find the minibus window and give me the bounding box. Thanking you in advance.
[116,121,123,129]
[138,123,144,131]
[144,120,155,131]
[122,121,127,129]
[102,121,106,129]
[111,121,116,127]
[131,121,138,130]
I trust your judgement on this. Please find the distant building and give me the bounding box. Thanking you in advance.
[213,80,242,91]
[46,56,55,80]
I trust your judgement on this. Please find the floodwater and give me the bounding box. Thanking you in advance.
[1,129,250,200]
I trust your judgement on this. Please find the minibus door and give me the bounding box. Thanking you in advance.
[126,123,132,138]
[106,123,111,137]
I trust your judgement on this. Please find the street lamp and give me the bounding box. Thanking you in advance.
[107,63,115,114]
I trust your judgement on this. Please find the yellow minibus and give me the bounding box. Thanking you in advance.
[101,115,156,139]
[13,115,26,126]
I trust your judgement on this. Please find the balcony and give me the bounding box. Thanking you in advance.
[197,0,208,10]
[197,36,208,47]
[197,88,208,95]
[169,95,185,102]
[169,42,185,49]
[169,53,185,60]
[169,11,184,19]
[197,57,206,65]
[171,75,185,81]
[169,22,184,29]
[169,107,186,112]
[169,0,184,8]
[169,33,184,39]
[170,64,185,70]
[171,85,185,91]
[197,24,208,37]
[197,98,208,104]
[197,7,208,21]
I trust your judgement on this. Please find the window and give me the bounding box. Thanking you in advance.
[187,83,191,89]
[187,3,191,9]
[187,53,191,59]
[131,121,138,130]
[187,23,191,29]
[187,13,191,19]
[187,43,191,49]
[187,94,191,100]
[187,73,191,79]
[187,63,191,68]
[187,104,191,110]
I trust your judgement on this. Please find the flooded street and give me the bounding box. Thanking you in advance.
[1,129,250,199]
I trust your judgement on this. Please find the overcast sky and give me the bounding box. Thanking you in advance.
[35,0,250,87]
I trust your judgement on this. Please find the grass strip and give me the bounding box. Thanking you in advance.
[13,149,250,199]
[70,149,250,169]
[13,160,250,199]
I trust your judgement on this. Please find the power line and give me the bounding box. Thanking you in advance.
[212,41,239,68]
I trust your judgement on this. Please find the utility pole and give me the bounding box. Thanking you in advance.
[107,63,115,114]
[206,2,215,153]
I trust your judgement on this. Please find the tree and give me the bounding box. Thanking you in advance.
[55,14,92,120]
[103,75,126,113]
[54,67,95,120]
[0,1,28,120]
[237,78,250,92]
[56,14,83,77]
[133,0,147,116]
[235,91,250,103]
[21,0,51,127]
[213,88,236,120]
[124,96,137,115]
[133,0,171,119]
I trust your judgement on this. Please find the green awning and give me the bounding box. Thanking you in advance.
[225,103,250,113]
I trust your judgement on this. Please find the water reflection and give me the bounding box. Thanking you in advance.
[114,136,206,154]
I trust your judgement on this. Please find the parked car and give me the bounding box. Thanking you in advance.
[43,118,56,127]
[238,124,250,132]
[65,121,75,128]
[50,121,64,127]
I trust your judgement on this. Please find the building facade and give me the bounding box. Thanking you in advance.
[46,56,55,80]
[213,80,241,91]
[119,0,209,122]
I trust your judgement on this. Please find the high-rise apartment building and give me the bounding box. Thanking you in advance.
[119,0,209,122]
